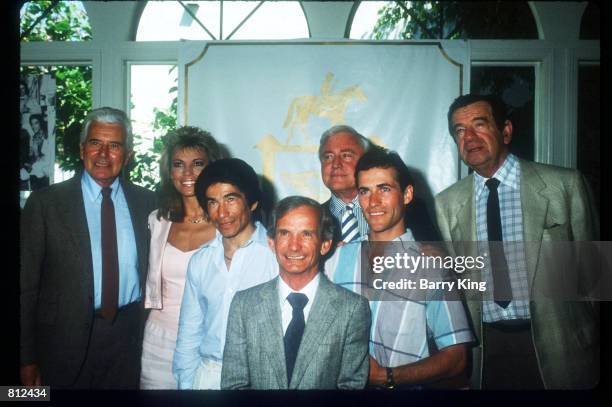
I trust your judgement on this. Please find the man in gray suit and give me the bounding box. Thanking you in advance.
[221,196,371,389]
[435,94,599,389]
[20,107,156,388]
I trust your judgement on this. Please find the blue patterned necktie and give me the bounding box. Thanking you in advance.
[341,203,359,243]
[284,292,308,384]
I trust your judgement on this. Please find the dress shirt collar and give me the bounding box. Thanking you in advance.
[362,228,415,242]
[203,220,268,249]
[81,171,120,203]
[278,272,320,307]
[328,193,360,218]
[474,153,519,199]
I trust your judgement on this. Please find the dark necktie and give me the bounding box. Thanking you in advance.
[341,204,359,243]
[485,178,512,308]
[284,292,308,383]
[101,186,119,322]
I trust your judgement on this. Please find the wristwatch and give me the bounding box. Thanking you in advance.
[385,367,395,389]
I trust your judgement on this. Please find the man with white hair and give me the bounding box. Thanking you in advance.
[318,125,370,244]
[20,107,156,388]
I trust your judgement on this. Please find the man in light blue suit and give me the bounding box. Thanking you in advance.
[221,196,371,389]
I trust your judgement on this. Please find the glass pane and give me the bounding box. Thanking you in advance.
[129,65,178,190]
[137,0,308,41]
[229,1,309,40]
[20,1,92,42]
[577,64,600,211]
[137,1,217,41]
[349,1,538,40]
[349,1,399,39]
[470,66,535,161]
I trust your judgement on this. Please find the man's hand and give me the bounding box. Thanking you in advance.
[20,363,42,386]
[368,356,387,387]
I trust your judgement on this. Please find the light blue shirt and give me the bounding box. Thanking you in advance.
[173,222,279,389]
[81,171,140,309]
[324,229,474,368]
[474,153,530,322]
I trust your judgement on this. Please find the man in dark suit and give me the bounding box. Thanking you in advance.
[221,196,371,389]
[318,125,370,244]
[20,107,156,388]
[435,94,599,388]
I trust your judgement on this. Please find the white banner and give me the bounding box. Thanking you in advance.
[180,41,466,201]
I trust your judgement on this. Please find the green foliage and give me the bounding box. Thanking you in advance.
[21,1,93,173]
[128,68,178,191]
[20,0,92,41]
[370,1,538,40]
[370,1,536,103]
[21,2,179,190]
[20,64,92,174]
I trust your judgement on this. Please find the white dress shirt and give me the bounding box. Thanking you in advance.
[278,272,320,335]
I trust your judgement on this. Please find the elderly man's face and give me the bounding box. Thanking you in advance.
[451,101,512,178]
[269,205,331,279]
[320,132,365,201]
[79,121,132,187]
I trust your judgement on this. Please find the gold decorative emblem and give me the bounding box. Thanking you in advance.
[255,72,368,199]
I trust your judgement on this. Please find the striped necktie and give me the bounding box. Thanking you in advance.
[341,203,359,243]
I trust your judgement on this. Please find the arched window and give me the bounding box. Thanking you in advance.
[136,1,309,41]
[348,1,537,40]
[20,1,92,41]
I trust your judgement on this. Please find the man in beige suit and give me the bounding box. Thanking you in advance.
[435,94,599,389]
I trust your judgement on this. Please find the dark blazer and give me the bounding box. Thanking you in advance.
[20,174,156,386]
[221,274,371,389]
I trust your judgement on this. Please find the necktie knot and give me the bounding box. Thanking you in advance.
[485,178,500,191]
[287,292,308,311]
[102,186,112,199]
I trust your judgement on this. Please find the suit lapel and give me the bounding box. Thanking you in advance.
[290,274,338,388]
[450,177,479,290]
[519,160,549,286]
[258,277,288,389]
[59,176,94,295]
[451,175,477,244]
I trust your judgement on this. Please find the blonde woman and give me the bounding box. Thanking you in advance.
[140,126,222,389]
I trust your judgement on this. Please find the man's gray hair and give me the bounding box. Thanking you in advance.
[80,107,133,150]
[267,196,336,242]
[318,124,370,159]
